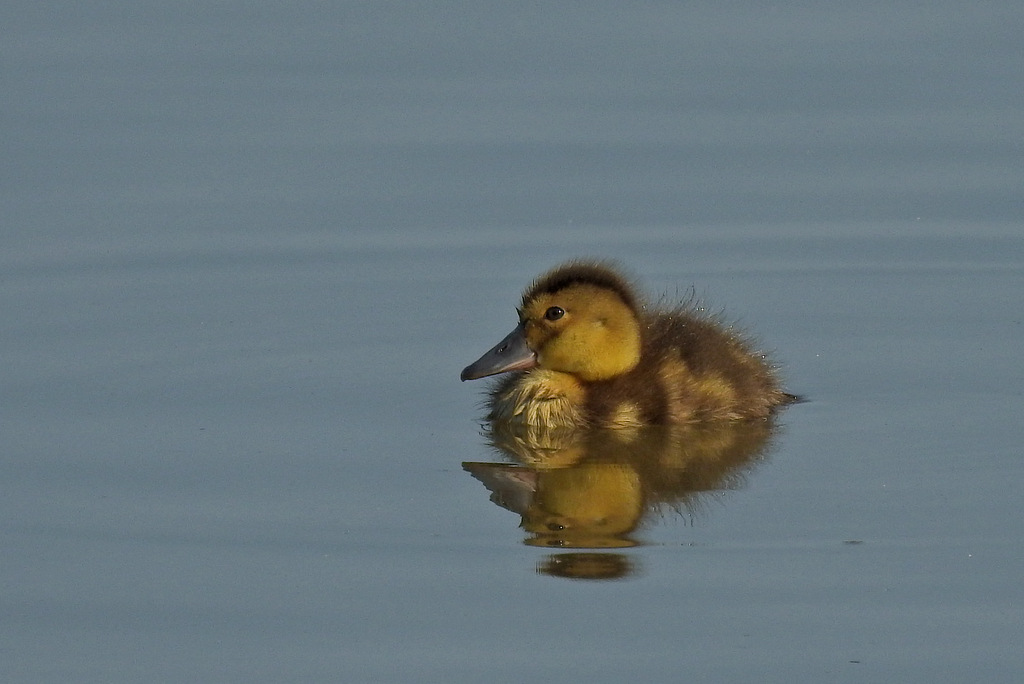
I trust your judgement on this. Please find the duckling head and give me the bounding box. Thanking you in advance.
[461,262,642,383]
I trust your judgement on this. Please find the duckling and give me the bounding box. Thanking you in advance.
[461,260,793,427]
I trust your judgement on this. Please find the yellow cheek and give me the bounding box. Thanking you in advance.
[538,325,640,381]
[536,334,582,370]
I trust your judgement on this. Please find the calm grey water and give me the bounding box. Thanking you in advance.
[4,2,1023,682]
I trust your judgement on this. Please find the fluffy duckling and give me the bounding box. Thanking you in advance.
[461,261,792,427]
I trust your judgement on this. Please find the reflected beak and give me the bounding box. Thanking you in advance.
[461,322,538,381]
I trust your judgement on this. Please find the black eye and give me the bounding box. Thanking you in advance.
[544,306,565,321]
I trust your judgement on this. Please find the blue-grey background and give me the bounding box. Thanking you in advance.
[4,2,1023,682]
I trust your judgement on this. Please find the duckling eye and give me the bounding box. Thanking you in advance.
[544,306,565,321]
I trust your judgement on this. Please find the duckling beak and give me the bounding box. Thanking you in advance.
[461,322,538,381]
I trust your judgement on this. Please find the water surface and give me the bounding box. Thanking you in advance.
[4,2,1023,682]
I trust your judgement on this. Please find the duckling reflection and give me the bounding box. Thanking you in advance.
[538,553,637,581]
[463,418,780,558]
